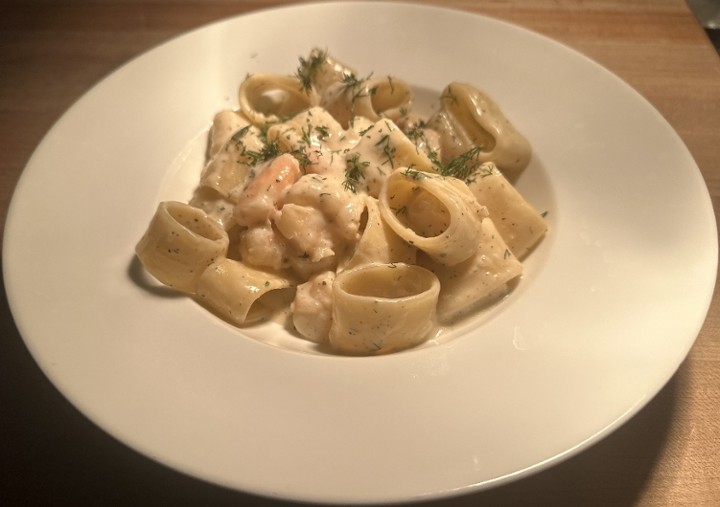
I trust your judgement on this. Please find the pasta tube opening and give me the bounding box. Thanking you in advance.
[379,168,486,266]
[429,82,532,178]
[329,263,440,355]
[238,74,319,125]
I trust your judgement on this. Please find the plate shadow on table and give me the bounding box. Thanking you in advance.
[0,263,681,506]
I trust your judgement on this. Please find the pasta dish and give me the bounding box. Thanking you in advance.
[135,49,547,355]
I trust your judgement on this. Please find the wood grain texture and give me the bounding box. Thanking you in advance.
[1,1,718,505]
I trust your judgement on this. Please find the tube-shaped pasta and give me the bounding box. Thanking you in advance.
[195,258,295,326]
[399,115,443,162]
[267,107,346,152]
[208,110,250,158]
[188,187,236,230]
[467,162,548,258]
[363,76,413,123]
[297,48,357,96]
[344,119,435,196]
[198,124,264,198]
[329,263,440,354]
[319,80,369,129]
[429,82,532,178]
[238,73,319,126]
[343,196,416,270]
[379,168,487,266]
[321,75,413,127]
[135,201,229,294]
[297,49,410,131]
[419,218,523,323]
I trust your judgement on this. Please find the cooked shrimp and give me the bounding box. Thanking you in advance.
[231,153,301,227]
[291,270,335,343]
[237,223,289,271]
[283,173,365,241]
[301,145,347,177]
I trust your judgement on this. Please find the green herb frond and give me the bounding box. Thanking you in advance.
[244,138,282,165]
[438,146,485,182]
[401,167,427,181]
[295,49,328,93]
[343,153,369,192]
[375,134,396,168]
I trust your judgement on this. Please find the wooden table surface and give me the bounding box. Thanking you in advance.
[1,1,719,505]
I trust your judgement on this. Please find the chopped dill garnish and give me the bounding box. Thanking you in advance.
[438,146,485,182]
[402,167,427,181]
[295,49,328,93]
[244,139,282,165]
[229,125,252,145]
[300,125,313,146]
[404,121,428,146]
[343,153,369,192]
[290,148,313,172]
[341,72,365,90]
[358,124,374,137]
[427,148,442,169]
[468,162,496,182]
[341,72,377,104]
[314,125,330,141]
[375,134,396,168]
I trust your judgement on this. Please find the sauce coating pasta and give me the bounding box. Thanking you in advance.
[135,49,548,355]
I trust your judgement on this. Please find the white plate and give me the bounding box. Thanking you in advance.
[4,1,717,504]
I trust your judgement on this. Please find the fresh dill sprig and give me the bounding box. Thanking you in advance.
[375,134,396,168]
[314,125,330,141]
[300,125,313,147]
[290,148,313,172]
[229,125,252,146]
[404,121,428,146]
[341,72,377,104]
[244,138,282,165]
[295,49,328,93]
[401,167,427,181]
[438,146,484,182]
[343,153,369,192]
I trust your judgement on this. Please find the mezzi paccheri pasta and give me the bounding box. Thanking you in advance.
[135,48,547,355]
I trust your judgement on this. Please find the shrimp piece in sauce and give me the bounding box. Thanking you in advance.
[231,153,301,227]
